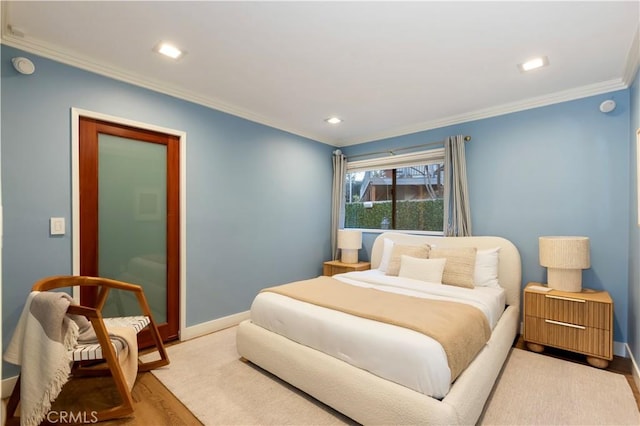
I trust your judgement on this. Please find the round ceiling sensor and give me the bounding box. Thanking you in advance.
[11,57,35,75]
[599,100,616,113]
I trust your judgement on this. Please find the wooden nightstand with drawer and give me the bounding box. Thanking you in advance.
[523,282,613,368]
[323,260,370,276]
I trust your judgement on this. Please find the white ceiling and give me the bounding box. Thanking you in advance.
[2,1,639,147]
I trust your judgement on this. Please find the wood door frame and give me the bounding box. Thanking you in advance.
[71,107,187,341]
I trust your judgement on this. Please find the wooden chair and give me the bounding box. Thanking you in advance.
[5,275,170,424]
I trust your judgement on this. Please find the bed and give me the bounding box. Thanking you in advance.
[236,232,521,425]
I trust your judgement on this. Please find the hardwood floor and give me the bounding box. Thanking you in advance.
[4,335,639,425]
[4,372,202,426]
[3,337,201,426]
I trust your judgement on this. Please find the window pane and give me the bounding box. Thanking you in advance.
[345,169,392,230]
[395,164,444,231]
[344,162,444,232]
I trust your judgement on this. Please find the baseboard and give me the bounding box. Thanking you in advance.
[614,341,627,358]
[180,310,250,341]
[627,343,640,392]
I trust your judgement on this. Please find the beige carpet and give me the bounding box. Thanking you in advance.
[479,348,640,425]
[146,326,354,425]
[147,326,640,425]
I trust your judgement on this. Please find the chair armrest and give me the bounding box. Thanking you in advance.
[66,304,99,318]
[33,275,143,293]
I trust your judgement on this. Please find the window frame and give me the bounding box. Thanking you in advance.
[344,148,446,235]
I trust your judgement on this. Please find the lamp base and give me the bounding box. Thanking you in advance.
[547,268,582,292]
[341,249,358,264]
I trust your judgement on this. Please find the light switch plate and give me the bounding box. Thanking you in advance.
[50,217,65,235]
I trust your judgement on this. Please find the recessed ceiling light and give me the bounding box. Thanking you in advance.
[155,42,184,60]
[325,117,342,125]
[518,56,549,72]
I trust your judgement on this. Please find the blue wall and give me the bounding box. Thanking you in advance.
[2,42,637,380]
[1,45,334,378]
[629,67,640,364]
[343,91,631,344]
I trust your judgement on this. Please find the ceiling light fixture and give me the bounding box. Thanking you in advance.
[325,117,342,125]
[155,42,184,60]
[518,56,549,72]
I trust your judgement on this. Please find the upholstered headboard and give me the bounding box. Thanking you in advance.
[371,233,522,307]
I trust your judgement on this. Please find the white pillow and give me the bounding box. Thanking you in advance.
[377,238,394,272]
[398,255,446,283]
[474,247,500,288]
[386,244,431,276]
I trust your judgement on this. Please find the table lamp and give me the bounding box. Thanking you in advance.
[338,229,362,264]
[539,236,590,292]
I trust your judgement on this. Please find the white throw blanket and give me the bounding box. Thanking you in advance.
[4,291,139,426]
[4,291,79,426]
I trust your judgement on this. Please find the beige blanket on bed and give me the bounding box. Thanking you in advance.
[262,276,491,381]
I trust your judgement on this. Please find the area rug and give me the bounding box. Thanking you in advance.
[147,326,640,425]
[146,326,354,425]
[479,348,640,425]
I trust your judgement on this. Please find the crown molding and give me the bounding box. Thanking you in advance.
[0,31,333,146]
[1,13,634,149]
[622,26,640,87]
[337,78,629,147]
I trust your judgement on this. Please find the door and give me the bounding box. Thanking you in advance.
[79,116,180,343]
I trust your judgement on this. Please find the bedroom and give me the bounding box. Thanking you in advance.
[1,1,639,424]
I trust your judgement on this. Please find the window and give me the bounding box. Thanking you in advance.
[344,148,445,233]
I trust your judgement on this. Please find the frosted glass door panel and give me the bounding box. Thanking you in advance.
[98,134,167,322]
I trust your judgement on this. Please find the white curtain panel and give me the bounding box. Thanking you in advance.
[331,151,346,260]
[443,135,472,236]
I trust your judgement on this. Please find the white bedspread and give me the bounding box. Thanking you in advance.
[249,270,505,398]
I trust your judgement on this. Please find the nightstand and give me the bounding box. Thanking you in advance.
[523,282,613,368]
[323,260,370,276]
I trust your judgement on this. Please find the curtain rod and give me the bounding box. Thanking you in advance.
[343,135,471,161]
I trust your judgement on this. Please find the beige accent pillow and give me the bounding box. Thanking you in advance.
[398,255,446,283]
[385,244,431,276]
[429,247,477,288]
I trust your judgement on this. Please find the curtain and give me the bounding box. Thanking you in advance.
[443,135,472,236]
[331,150,346,260]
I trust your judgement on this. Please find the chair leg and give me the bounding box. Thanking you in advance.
[131,290,170,372]
[87,318,136,422]
[138,321,170,372]
[5,375,21,426]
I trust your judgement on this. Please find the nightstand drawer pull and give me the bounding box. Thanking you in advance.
[545,294,586,303]
[545,319,586,330]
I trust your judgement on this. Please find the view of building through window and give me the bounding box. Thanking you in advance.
[344,162,445,232]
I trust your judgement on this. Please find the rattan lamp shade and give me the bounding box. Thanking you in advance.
[539,236,590,292]
[338,229,362,264]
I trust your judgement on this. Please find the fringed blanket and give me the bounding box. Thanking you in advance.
[4,292,140,426]
[4,291,79,426]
